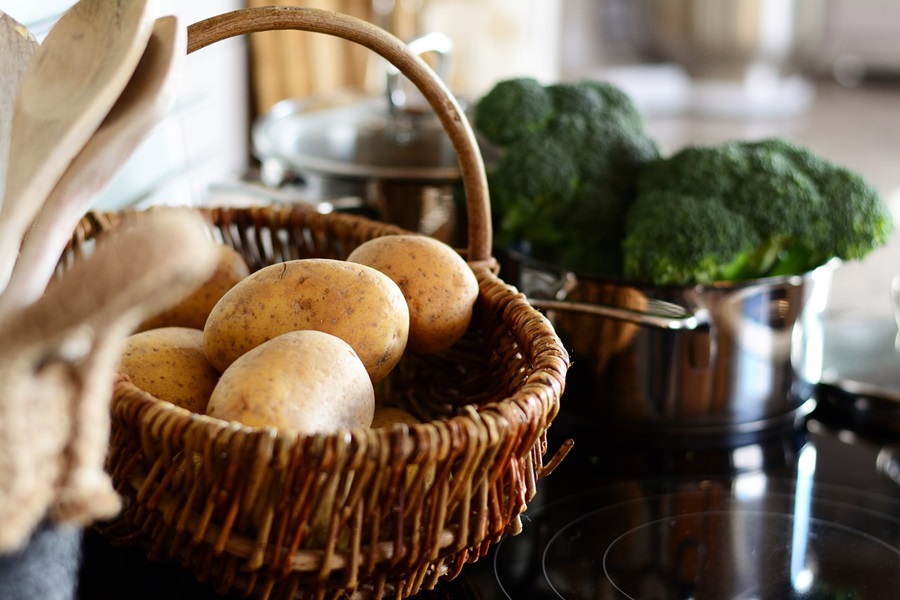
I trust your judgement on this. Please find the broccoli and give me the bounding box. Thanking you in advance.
[623,192,762,285]
[489,135,580,251]
[473,77,554,147]
[623,138,893,285]
[474,77,660,276]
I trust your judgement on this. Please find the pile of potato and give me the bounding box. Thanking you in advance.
[117,232,479,436]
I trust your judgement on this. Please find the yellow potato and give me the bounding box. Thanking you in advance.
[118,327,218,414]
[138,242,250,332]
[346,235,479,354]
[371,406,421,429]
[203,258,409,382]
[206,330,374,434]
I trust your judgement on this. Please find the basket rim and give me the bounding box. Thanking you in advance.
[94,203,572,597]
[110,253,568,450]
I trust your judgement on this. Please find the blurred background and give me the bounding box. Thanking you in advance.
[1,0,899,321]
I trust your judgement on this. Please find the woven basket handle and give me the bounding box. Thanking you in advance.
[187,6,493,264]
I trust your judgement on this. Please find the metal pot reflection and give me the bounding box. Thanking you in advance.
[505,252,833,438]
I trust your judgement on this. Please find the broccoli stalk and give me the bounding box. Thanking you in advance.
[474,77,660,277]
[623,138,893,285]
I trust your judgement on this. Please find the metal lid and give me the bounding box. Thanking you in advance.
[252,91,466,182]
[251,32,486,184]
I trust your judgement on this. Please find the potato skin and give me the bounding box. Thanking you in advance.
[206,330,374,434]
[138,243,250,332]
[347,235,479,354]
[203,258,409,382]
[371,406,421,429]
[118,327,218,414]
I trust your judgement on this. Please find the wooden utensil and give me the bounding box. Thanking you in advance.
[0,11,38,209]
[0,16,185,316]
[0,207,219,553]
[0,0,155,291]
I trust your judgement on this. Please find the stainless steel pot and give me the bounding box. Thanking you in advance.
[507,253,834,440]
[251,32,495,247]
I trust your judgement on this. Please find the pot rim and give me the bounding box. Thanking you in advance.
[505,247,840,292]
[252,92,473,183]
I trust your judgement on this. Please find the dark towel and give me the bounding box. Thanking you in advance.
[0,522,82,600]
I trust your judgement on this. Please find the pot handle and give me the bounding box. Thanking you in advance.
[527,297,710,331]
[187,7,493,265]
[513,258,710,330]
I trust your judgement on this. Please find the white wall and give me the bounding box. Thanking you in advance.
[0,1,250,210]
[418,0,563,98]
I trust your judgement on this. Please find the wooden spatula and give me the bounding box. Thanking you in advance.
[0,11,38,208]
[0,0,155,291]
[0,16,185,316]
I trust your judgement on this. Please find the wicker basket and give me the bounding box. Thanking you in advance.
[77,7,571,600]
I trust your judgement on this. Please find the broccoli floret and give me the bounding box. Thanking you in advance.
[636,141,753,200]
[818,168,893,261]
[473,77,554,147]
[546,81,646,133]
[571,80,648,137]
[475,77,660,276]
[546,82,605,118]
[489,135,580,252]
[547,113,658,191]
[624,138,893,284]
[623,191,762,285]
[747,138,892,262]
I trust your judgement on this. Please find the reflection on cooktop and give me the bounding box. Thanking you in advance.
[495,475,900,599]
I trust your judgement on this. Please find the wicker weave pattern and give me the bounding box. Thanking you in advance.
[77,206,569,599]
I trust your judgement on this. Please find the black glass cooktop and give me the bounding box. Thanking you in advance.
[489,475,900,599]
[78,405,900,599]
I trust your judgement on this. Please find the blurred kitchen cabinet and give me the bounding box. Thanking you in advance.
[244,0,441,116]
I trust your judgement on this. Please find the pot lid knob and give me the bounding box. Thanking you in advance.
[386,31,453,116]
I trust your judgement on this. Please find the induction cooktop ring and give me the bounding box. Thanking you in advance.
[494,477,900,600]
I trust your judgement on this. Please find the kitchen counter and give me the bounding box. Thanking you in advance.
[644,79,900,322]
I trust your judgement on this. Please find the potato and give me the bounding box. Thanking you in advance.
[206,330,374,434]
[203,258,409,382]
[346,235,479,354]
[137,242,250,332]
[118,327,218,414]
[371,406,421,429]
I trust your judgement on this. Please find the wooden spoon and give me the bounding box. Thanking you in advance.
[0,12,38,208]
[0,16,185,316]
[0,0,155,291]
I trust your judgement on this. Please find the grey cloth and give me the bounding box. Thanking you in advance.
[0,522,82,600]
